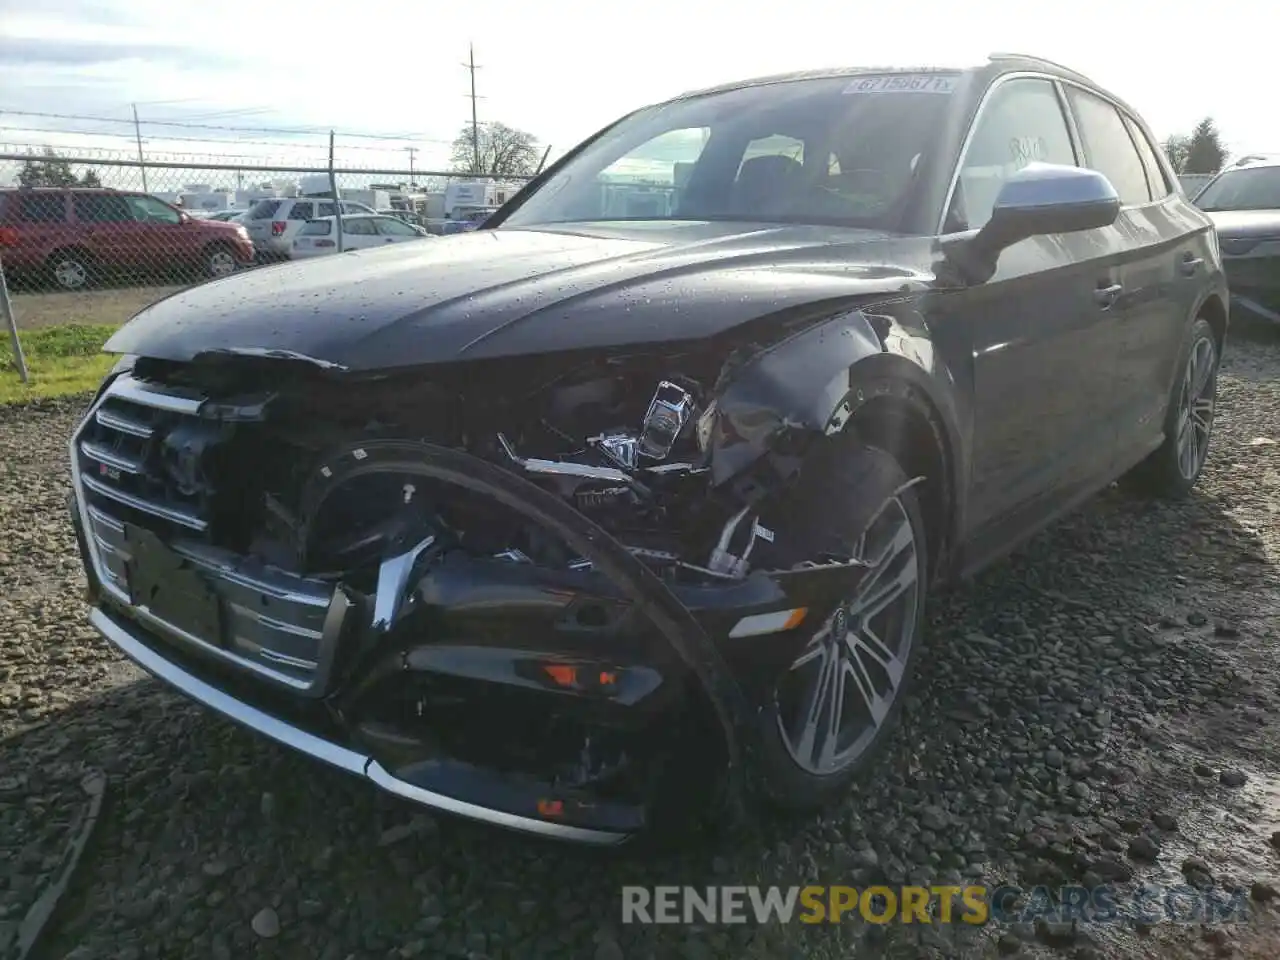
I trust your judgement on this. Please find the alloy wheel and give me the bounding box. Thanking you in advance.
[208,250,237,277]
[774,495,921,776]
[54,258,88,290]
[1175,335,1216,481]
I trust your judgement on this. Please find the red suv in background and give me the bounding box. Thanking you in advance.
[0,187,256,290]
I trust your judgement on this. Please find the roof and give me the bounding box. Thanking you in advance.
[669,52,1096,103]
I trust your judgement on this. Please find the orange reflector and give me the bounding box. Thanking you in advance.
[537,799,564,817]
[599,671,617,686]
[543,664,577,687]
[783,607,808,629]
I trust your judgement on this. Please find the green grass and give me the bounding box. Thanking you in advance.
[0,323,119,404]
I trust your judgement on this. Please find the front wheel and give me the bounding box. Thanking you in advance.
[1123,317,1219,498]
[756,442,928,812]
[204,244,238,279]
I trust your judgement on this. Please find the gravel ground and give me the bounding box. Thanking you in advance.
[0,323,1277,960]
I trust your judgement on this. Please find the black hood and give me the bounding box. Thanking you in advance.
[104,222,925,371]
[1205,209,1280,239]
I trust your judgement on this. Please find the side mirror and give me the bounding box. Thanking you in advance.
[947,163,1120,285]
[978,163,1119,252]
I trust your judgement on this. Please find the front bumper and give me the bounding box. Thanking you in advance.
[70,376,861,843]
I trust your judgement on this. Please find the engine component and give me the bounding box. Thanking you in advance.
[706,505,775,578]
[639,381,694,461]
[590,433,640,470]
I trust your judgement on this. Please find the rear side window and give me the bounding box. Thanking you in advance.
[73,194,133,223]
[1067,89,1151,206]
[288,202,315,220]
[14,193,67,223]
[1122,114,1171,199]
[344,218,377,236]
[316,202,337,218]
[299,220,332,236]
[247,199,282,219]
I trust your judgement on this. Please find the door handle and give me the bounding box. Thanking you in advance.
[1094,283,1124,309]
[1180,255,1204,277]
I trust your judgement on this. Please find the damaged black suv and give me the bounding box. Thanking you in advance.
[70,54,1226,845]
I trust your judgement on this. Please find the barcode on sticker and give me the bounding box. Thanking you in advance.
[842,74,957,95]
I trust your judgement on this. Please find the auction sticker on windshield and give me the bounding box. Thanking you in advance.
[843,74,957,95]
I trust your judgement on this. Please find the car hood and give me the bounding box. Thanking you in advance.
[1205,209,1280,239]
[105,221,923,371]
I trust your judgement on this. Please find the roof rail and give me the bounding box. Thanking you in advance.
[987,52,1093,83]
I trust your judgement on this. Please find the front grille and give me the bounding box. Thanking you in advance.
[72,373,347,694]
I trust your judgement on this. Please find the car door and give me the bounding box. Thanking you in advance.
[372,216,424,244]
[341,217,381,250]
[936,76,1123,554]
[1064,88,1207,463]
[122,194,188,273]
[73,192,146,281]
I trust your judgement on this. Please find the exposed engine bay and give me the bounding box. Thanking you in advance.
[130,350,800,596]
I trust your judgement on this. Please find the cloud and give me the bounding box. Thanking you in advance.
[0,37,236,69]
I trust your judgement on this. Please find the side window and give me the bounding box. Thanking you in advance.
[1066,89,1151,206]
[288,202,315,220]
[73,194,133,223]
[948,79,1077,231]
[16,193,68,223]
[316,202,337,218]
[375,218,419,237]
[1122,114,1171,199]
[344,218,377,236]
[125,196,181,224]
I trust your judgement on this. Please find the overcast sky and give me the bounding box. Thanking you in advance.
[0,0,1274,174]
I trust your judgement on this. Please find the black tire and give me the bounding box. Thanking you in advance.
[1122,317,1219,499]
[204,243,239,280]
[753,440,929,812]
[46,249,95,291]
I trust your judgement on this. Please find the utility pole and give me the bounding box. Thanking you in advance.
[131,103,149,192]
[464,44,482,174]
[405,146,417,187]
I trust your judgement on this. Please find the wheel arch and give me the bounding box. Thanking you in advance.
[705,304,966,580]
[1197,291,1228,351]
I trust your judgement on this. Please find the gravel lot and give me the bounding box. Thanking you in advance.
[0,323,1277,960]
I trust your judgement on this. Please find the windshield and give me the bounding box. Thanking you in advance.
[1196,166,1280,211]
[501,73,958,231]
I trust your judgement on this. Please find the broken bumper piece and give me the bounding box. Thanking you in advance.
[70,376,866,843]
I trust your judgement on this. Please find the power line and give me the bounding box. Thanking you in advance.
[0,108,455,144]
[0,125,451,154]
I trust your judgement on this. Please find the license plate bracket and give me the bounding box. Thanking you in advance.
[124,525,222,642]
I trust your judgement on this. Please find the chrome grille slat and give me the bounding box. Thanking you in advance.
[81,441,144,474]
[95,408,153,438]
[81,474,208,531]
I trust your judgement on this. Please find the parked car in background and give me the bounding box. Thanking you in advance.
[440,206,500,235]
[203,210,247,223]
[240,197,377,260]
[1193,155,1280,324]
[291,214,432,258]
[0,187,254,289]
[71,54,1226,845]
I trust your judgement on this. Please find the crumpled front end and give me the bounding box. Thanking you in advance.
[69,351,868,843]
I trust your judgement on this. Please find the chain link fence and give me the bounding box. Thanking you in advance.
[0,146,534,299]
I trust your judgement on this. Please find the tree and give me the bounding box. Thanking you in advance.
[18,147,102,188]
[450,122,541,177]
[1163,134,1191,174]
[1183,117,1228,175]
